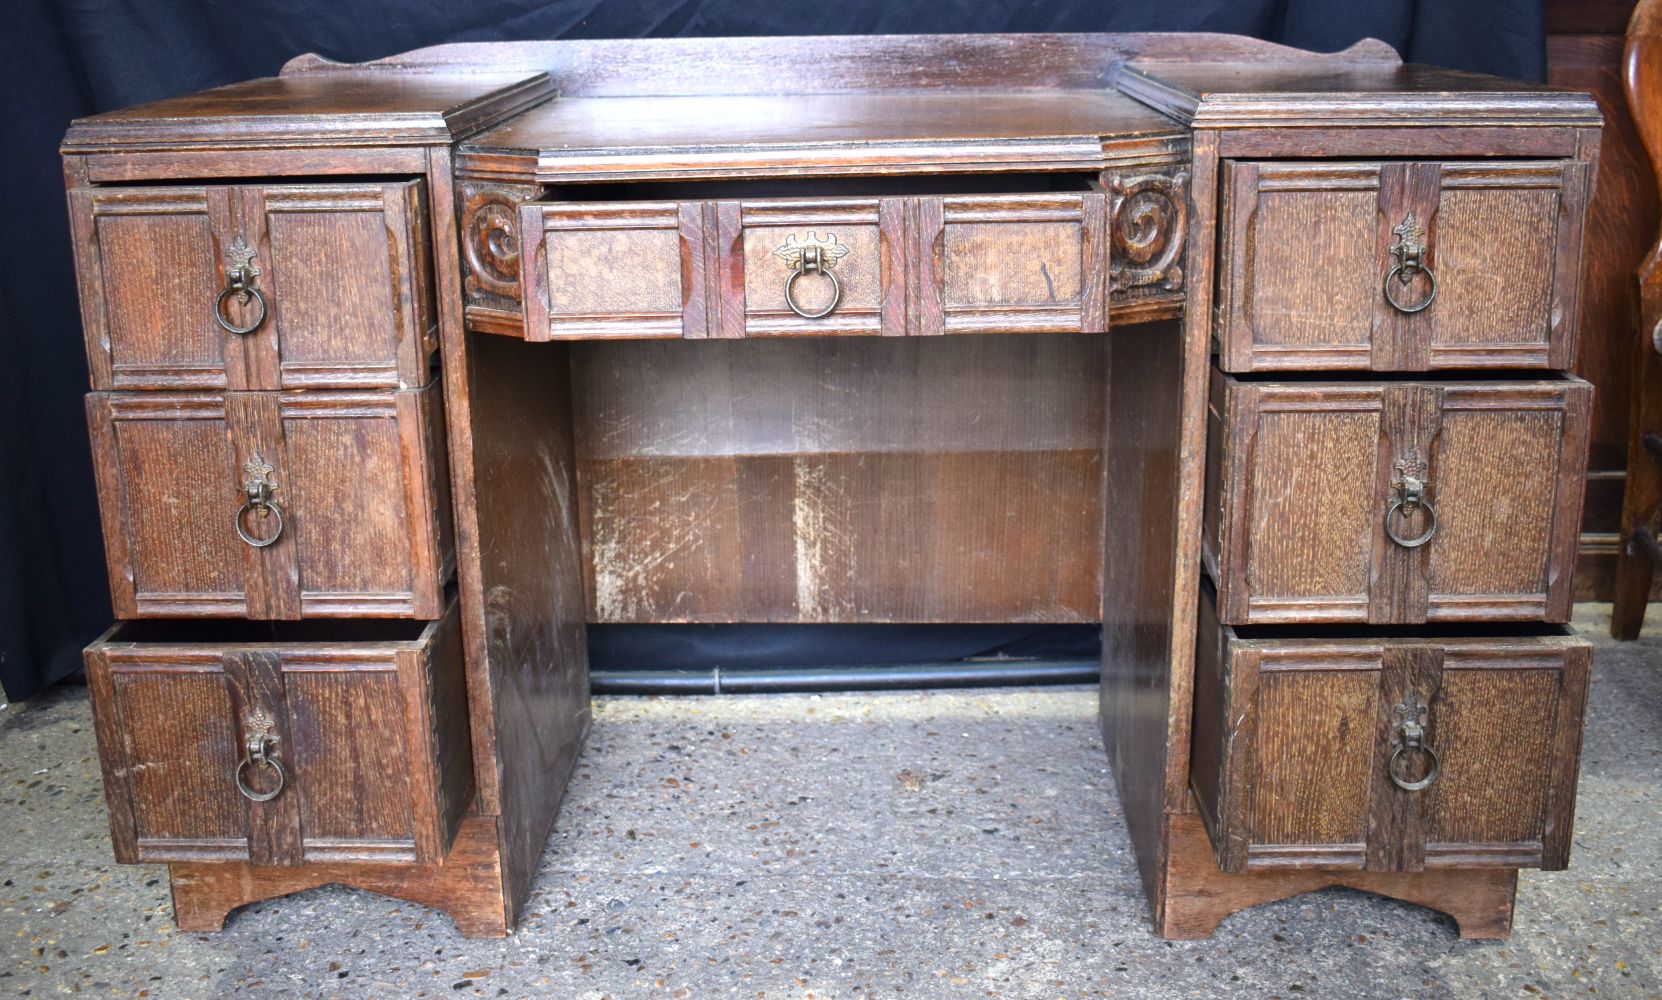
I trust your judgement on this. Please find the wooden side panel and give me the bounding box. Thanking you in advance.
[417,606,475,861]
[260,181,435,389]
[462,331,591,929]
[105,661,247,862]
[88,392,247,618]
[1217,162,1380,370]
[521,201,692,340]
[1098,319,1194,909]
[931,193,1109,335]
[69,186,237,391]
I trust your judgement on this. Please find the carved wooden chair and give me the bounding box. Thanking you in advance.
[1613,0,1662,638]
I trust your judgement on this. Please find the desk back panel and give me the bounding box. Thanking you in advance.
[569,333,1107,623]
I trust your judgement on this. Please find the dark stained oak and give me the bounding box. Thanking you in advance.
[84,607,473,868]
[1191,586,1592,874]
[86,385,454,620]
[62,73,554,152]
[1204,375,1593,626]
[1216,160,1590,372]
[569,335,1106,624]
[169,814,509,937]
[70,181,437,391]
[461,91,1183,181]
[57,31,1606,944]
[517,190,1109,341]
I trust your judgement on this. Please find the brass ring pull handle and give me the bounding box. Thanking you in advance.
[235,751,286,802]
[235,499,284,548]
[215,235,267,335]
[1388,742,1441,792]
[1388,694,1440,792]
[234,710,285,802]
[1385,455,1437,548]
[1384,498,1437,548]
[1383,211,1437,315]
[215,283,267,335]
[783,245,842,319]
[1383,263,1437,315]
[236,453,283,548]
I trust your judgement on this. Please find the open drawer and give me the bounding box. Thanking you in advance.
[83,602,473,867]
[1191,585,1591,874]
[515,177,1109,340]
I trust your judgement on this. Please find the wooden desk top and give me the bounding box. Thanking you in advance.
[60,32,1600,161]
[457,89,1184,182]
[61,72,552,152]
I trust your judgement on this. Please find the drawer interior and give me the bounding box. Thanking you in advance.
[98,615,438,646]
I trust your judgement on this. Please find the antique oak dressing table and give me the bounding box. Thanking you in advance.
[60,33,1601,940]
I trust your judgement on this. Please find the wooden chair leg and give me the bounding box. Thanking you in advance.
[1611,355,1662,640]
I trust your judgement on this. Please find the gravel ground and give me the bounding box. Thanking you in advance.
[1,604,1657,999]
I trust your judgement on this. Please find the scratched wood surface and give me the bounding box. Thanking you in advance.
[570,334,1105,623]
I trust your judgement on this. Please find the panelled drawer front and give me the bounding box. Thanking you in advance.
[83,602,473,867]
[69,181,435,391]
[1191,588,1590,874]
[1203,373,1591,625]
[517,192,1107,340]
[85,383,453,620]
[1216,160,1589,372]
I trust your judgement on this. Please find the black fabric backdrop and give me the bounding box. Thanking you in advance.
[0,0,1545,700]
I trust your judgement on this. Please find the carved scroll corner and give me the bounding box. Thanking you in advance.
[458,181,542,304]
[1105,167,1190,302]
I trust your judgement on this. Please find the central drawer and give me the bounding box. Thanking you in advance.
[516,181,1108,340]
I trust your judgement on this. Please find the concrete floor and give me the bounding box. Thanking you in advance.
[1,606,1658,999]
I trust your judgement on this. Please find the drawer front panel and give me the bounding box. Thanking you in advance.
[519,191,1107,340]
[1216,160,1589,372]
[86,384,453,620]
[1203,374,1591,625]
[84,603,472,867]
[70,182,434,391]
[1191,589,1590,874]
